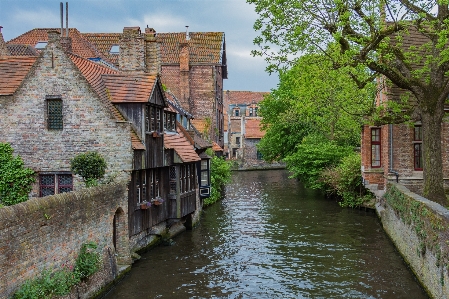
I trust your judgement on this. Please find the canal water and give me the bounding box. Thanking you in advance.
[104,170,428,299]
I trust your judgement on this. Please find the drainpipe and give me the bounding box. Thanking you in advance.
[389,124,399,183]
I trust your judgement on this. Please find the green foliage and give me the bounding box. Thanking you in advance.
[321,152,372,208]
[249,0,449,202]
[0,142,35,206]
[13,269,77,299]
[14,242,101,299]
[74,241,102,280]
[257,54,373,163]
[283,135,353,189]
[70,152,107,187]
[204,149,231,206]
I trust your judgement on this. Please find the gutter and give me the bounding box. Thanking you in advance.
[389,124,399,183]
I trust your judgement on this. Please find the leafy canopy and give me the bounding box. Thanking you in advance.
[249,0,449,203]
[0,142,35,206]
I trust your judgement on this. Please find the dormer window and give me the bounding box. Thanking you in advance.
[109,45,120,54]
[233,108,240,117]
[35,41,47,50]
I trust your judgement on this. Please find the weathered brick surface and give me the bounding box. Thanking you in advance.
[0,36,133,196]
[0,182,131,298]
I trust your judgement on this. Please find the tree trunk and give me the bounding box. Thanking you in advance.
[421,104,447,206]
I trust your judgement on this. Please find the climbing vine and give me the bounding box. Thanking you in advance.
[384,184,447,268]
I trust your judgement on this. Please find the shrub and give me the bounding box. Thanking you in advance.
[204,149,231,206]
[283,135,353,189]
[74,242,102,280]
[0,142,35,206]
[70,152,107,187]
[14,242,101,299]
[321,152,372,207]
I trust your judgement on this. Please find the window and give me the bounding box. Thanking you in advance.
[47,98,63,130]
[371,128,381,168]
[146,105,163,132]
[35,41,48,50]
[255,107,258,117]
[257,150,263,160]
[249,107,253,117]
[164,112,176,132]
[39,173,73,197]
[234,109,240,117]
[109,45,120,54]
[200,159,210,186]
[414,125,423,170]
[236,137,240,145]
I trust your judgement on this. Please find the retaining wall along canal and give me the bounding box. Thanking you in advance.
[377,183,449,299]
[0,181,132,298]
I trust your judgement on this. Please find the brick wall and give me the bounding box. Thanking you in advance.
[0,182,131,298]
[0,37,133,196]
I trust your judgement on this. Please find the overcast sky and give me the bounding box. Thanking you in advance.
[0,0,278,92]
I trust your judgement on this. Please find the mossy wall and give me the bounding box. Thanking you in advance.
[379,183,449,298]
[0,182,131,298]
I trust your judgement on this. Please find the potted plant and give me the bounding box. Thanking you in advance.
[151,197,164,206]
[140,201,151,209]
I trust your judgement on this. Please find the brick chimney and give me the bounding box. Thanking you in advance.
[60,36,72,52]
[144,27,161,75]
[0,26,10,56]
[119,27,145,72]
[179,35,191,113]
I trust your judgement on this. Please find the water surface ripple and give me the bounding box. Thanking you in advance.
[104,170,428,299]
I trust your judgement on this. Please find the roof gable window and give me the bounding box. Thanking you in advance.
[109,45,120,54]
[35,41,48,50]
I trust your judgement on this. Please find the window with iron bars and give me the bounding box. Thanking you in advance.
[39,173,72,197]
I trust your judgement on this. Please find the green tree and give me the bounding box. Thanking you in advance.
[249,0,449,204]
[70,152,107,187]
[0,142,35,206]
[258,54,373,159]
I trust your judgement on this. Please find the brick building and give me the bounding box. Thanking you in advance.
[360,29,449,196]
[1,27,206,250]
[224,91,268,161]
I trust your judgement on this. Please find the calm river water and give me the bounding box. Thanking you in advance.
[104,170,428,299]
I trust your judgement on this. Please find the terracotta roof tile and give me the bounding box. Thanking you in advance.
[164,128,201,163]
[212,142,223,152]
[82,33,121,65]
[102,74,157,103]
[0,56,37,95]
[8,28,111,62]
[157,32,224,64]
[6,44,39,56]
[225,91,269,106]
[245,118,265,139]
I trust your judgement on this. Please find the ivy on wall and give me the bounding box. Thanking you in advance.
[384,184,447,274]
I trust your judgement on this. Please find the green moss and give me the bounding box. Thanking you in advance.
[385,184,447,267]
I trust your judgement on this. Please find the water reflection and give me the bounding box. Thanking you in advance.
[104,170,428,299]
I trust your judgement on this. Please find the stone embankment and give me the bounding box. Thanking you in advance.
[376,183,449,299]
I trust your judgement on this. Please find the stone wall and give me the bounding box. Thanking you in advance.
[378,183,449,298]
[0,182,131,298]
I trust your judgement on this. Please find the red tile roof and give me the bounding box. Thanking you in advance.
[82,33,121,65]
[102,74,157,103]
[225,91,269,106]
[0,56,37,95]
[157,32,225,64]
[7,44,39,56]
[212,142,223,152]
[245,118,265,139]
[164,128,201,163]
[8,28,109,61]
